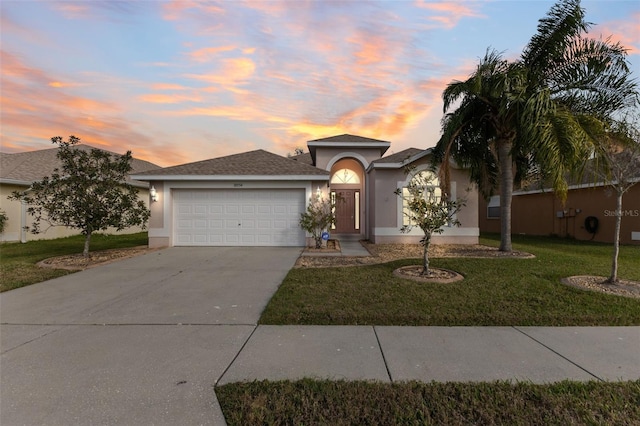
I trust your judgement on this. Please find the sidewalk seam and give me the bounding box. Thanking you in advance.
[215,324,259,386]
[373,326,394,383]
[512,326,603,382]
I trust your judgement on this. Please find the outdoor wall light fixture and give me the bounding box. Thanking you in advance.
[150,185,158,202]
[316,186,322,198]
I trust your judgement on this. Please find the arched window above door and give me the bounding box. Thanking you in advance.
[330,168,360,184]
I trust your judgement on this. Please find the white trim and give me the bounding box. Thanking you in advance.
[1,177,148,189]
[130,174,329,181]
[162,181,315,189]
[396,165,458,228]
[307,141,390,149]
[373,226,479,237]
[325,152,370,171]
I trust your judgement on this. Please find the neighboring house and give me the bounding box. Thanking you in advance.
[0,145,160,242]
[478,173,640,246]
[131,134,479,248]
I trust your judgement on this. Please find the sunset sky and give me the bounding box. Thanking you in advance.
[2,0,638,167]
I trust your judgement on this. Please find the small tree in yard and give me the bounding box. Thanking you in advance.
[593,114,640,283]
[9,136,150,257]
[395,168,466,276]
[299,195,336,249]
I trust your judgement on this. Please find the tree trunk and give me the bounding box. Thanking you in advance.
[83,232,92,258]
[608,191,623,283]
[421,233,432,275]
[497,139,513,252]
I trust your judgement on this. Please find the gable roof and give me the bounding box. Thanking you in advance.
[308,134,391,144]
[0,145,160,187]
[131,149,330,181]
[306,133,391,164]
[369,147,432,170]
[372,148,426,164]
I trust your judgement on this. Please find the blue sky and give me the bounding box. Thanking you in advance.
[2,0,638,167]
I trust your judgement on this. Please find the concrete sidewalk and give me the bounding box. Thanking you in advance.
[2,246,639,425]
[218,325,640,385]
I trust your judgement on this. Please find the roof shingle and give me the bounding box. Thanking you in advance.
[372,148,427,164]
[308,134,391,144]
[134,149,329,177]
[0,145,160,186]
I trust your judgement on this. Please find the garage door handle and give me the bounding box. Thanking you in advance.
[238,223,241,227]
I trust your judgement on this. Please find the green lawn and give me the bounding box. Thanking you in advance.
[0,232,148,292]
[217,379,640,425]
[260,234,640,326]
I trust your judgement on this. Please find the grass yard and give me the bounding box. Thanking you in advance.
[217,379,640,425]
[0,232,148,292]
[260,235,640,326]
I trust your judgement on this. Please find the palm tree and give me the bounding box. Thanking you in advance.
[434,0,637,252]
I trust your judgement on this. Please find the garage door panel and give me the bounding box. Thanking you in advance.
[209,205,223,214]
[257,205,271,214]
[176,205,192,215]
[174,189,305,246]
[225,219,239,228]
[225,204,240,214]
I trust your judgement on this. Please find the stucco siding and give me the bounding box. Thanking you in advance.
[368,158,479,245]
[0,183,150,243]
[315,148,381,171]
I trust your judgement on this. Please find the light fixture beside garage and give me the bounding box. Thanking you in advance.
[150,185,158,202]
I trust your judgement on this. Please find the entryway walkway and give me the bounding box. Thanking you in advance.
[299,234,371,257]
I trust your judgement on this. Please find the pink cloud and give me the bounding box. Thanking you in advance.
[184,57,256,88]
[186,45,237,62]
[0,50,189,166]
[591,14,640,55]
[138,93,202,104]
[415,0,485,29]
[162,0,225,21]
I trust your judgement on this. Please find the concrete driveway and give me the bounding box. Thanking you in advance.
[1,247,301,425]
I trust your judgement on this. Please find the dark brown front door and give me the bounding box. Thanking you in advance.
[334,190,358,233]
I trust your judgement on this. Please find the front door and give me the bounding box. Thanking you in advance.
[333,190,359,234]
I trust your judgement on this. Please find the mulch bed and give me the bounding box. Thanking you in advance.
[562,275,640,299]
[392,266,464,283]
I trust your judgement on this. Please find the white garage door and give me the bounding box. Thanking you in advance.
[173,189,306,246]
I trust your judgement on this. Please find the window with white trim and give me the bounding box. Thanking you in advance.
[402,171,444,227]
[330,168,360,184]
